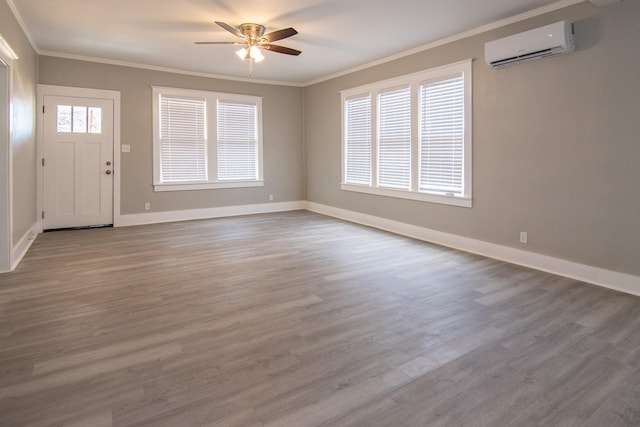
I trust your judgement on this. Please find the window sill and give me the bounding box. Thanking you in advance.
[154,180,264,192]
[341,183,472,208]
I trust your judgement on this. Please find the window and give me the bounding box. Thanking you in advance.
[57,105,102,133]
[344,95,371,185]
[159,95,206,182]
[217,101,259,181]
[152,86,263,192]
[378,86,411,190]
[341,60,472,207]
[419,75,465,195]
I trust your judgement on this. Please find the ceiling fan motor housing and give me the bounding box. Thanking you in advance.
[239,23,266,41]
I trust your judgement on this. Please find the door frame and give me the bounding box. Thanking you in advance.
[0,34,18,273]
[37,85,121,232]
[0,56,12,272]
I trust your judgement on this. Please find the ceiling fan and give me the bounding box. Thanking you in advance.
[196,22,301,63]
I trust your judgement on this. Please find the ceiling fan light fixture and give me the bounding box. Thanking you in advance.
[249,45,264,62]
[235,47,249,60]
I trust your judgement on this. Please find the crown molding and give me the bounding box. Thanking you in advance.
[37,50,306,87]
[304,0,586,86]
[589,0,621,6]
[8,0,591,87]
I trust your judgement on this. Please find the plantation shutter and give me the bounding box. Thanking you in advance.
[419,75,465,195]
[377,86,411,190]
[344,95,372,185]
[159,95,207,182]
[217,101,258,181]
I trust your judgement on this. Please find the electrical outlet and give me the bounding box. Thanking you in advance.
[269,194,274,201]
[520,231,528,244]
[144,202,151,211]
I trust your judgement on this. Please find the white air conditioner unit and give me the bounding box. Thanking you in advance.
[485,21,575,68]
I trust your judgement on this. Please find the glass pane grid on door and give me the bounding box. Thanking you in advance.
[57,105,102,134]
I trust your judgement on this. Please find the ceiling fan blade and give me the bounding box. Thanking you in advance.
[195,41,243,45]
[263,44,302,56]
[215,21,244,38]
[263,27,298,42]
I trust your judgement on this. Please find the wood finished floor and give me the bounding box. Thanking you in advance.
[1,211,640,426]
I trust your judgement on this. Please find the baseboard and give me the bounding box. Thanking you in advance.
[115,201,306,227]
[11,222,39,271]
[305,201,640,297]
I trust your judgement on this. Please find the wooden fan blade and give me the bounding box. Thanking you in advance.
[263,44,302,56]
[215,21,244,38]
[195,41,243,45]
[263,27,298,42]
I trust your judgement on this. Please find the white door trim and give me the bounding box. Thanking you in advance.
[0,35,17,273]
[0,59,11,272]
[37,85,121,232]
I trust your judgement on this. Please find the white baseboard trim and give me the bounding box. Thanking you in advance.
[11,222,39,271]
[305,201,640,297]
[115,201,306,227]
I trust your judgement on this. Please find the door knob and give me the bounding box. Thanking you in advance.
[106,161,112,166]
[106,170,112,175]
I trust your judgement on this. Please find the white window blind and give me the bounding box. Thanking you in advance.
[153,87,263,191]
[340,60,472,207]
[217,101,258,181]
[159,95,207,182]
[378,86,411,190]
[419,75,465,195]
[344,95,372,185]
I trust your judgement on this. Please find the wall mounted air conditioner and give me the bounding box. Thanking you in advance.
[485,21,575,68]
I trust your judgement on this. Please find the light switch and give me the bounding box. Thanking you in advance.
[121,144,131,153]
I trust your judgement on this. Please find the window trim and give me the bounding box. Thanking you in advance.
[152,86,264,192]
[340,59,472,208]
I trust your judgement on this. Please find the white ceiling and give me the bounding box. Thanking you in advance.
[9,0,585,85]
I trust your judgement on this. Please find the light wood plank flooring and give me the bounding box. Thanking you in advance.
[1,211,640,426]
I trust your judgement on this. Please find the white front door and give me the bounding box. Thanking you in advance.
[43,96,114,229]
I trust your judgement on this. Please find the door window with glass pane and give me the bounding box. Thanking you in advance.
[57,105,102,134]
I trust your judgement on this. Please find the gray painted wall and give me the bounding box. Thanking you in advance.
[7,1,640,279]
[303,1,640,276]
[0,0,38,246]
[38,58,304,215]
